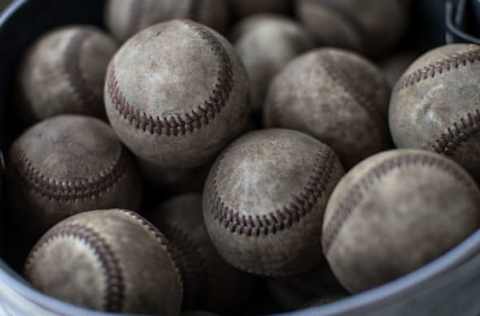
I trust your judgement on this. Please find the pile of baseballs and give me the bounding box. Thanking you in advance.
[4,0,480,315]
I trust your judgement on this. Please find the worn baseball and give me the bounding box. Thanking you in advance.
[7,115,142,243]
[24,209,183,315]
[149,194,254,311]
[296,0,409,57]
[264,48,391,169]
[267,264,346,311]
[228,0,291,18]
[390,44,480,181]
[233,14,314,112]
[203,129,344,276]
[17,25,118,124]
[105,0,229,42]
[323,149,480,293]
[105,20,250,182]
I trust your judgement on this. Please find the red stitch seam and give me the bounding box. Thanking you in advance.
[118,210,184,293]
[397,48,480,90]
[210,149,337,237]
[430,109,480,156]
[322,153,477,254]
[13,148,130,201]
[25,224,125,312]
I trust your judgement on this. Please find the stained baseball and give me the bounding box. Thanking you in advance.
[264,48,391,168]
[149,193,254,311]
[233,14,314,112]
[390,44,480,182]
[17,25,118,124]
[105,0,229,42]
[24,209,183,315]
[105,20,251,182]
[296,0,409,57]
[7,115,142,243]
[323,149,480,293]
[203,129,344,276]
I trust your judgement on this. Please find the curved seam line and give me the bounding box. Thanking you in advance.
[396,48,480,90]
[24,224,125,312]
[322,154,478,254]
[430,109,480,156]
[106,21,234,137]
[118,210,184,294]
[209,149,337,237]
[13,147,129,201]
[64,29,101,109]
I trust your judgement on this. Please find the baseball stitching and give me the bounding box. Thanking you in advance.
[322,54,386,132]
[322,153,478,254]
[396,48,480,90]
[395,48,480,156]
[118,210,184,293]
[106,21,234,137]
[430,109,480,155]
[25,224,125,312]
[162,224,207,306]
[12,147,130,201]
[64,29,102,110]
[209,149,337,237]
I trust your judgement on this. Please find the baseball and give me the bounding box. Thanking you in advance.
[105,0,229,42]
[149,193,254,312]
[390,44,480,182]
[105,20,251,183]
[203,129,344,276]
[17,25,118,124]
[7,115,142,243]
[296,0,409,57]
[24,209,183,315]
[323,149,480,293]
[233,14,314,112]
[264,48,391,168]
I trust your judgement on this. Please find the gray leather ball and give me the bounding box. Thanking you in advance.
[25,209,183,315]
[203,129,344,276]
[323,149,480,293]
[264,48,390,168]
[105,20,251,182]
[7,115,142,243]
[17,26,117,123]
[390,44,480,182]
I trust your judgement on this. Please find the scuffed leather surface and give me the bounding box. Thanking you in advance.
[323,150,480,293]
[265,48,390,169]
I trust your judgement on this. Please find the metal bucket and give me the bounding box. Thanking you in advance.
[1,1,480,316]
